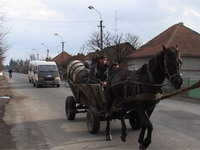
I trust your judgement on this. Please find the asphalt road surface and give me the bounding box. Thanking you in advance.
[3,73,200,150]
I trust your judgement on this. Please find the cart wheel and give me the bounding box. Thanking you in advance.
[129,111,141,130]
[65,96,76,120]
[86,107,100,134]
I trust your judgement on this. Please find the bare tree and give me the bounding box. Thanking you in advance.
[85,31,142,64]
[85,31,113,53]
[125,33,141,49]
[106,33,142,64]
[0,4,8,70]
[29,53,36,61]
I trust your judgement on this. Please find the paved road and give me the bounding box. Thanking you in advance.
[3,73,200,150]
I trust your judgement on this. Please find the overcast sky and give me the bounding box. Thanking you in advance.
[2,0,200,65]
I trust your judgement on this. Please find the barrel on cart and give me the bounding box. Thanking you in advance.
[65,60,140,134]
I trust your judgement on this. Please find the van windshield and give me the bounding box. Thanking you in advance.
[38,65,58,72]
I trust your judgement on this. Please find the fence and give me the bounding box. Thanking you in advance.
[186,76,200,99]
[162,76,200,99]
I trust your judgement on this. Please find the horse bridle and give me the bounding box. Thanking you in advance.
[162,55,182,82]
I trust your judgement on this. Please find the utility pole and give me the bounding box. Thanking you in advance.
[41,43,50,60]
[88,6,104,52]
[47,49,49,59]
[100,20,103,50]
[61,41,64,63]
[54,33,65,80]
[33,49,39,60]
[55,33,65,64]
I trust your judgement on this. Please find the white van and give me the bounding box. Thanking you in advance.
[28,61,60,88]
[28,61,46,83]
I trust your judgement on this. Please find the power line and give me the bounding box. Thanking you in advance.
[8,17,98,24]
[124,0,158,18]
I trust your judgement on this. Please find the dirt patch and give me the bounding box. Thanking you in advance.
[0,76,16,149]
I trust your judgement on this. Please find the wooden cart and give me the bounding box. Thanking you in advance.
[65,82,140,134]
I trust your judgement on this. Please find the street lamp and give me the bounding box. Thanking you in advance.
[54,33,65,64]
[33,49,39,60]
[41,43,50,60]
[88,5,103,51]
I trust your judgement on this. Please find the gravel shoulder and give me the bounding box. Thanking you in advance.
[0,75,16,149]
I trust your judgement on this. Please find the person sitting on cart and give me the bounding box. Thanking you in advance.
[108,62,119,74]
[106,62,120,87]
[80,60,91,84]
[91,54,99,68]
[89,55,109,88]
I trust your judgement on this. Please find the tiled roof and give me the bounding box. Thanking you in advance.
[129,22,200,58]
[85,42,135,60]
[67,53,85,62]
[85,51,102,60]
[52,51,71,64]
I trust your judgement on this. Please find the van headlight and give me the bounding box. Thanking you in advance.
[55,77,60,81]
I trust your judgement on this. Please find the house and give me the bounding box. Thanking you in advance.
[66,53,85,62]
[52,51,71,66]
[103,42,135,65]
[127,22,200,98]
[84,42,135,67]
[51,51,71,79]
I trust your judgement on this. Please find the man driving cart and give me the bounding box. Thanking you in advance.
[89,55,109,88]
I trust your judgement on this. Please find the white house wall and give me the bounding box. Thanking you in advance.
[127,57,150,71]
[181,57,200,80]
[127,56,200,80]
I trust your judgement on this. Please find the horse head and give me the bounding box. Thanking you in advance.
[162,45,183,89]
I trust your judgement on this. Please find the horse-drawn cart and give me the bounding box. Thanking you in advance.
[65,47,200,149]
[65,60,139,134]
[65,82,140,134]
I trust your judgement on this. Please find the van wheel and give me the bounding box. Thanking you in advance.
[57,84,60,87]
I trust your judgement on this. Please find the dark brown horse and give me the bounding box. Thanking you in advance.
[105,45,183,150]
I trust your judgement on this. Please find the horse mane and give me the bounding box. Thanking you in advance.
[148,52,164,72]
[134,63,148,76]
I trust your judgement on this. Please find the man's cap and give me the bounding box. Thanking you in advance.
[84,60,91,68]
[99,55,107,59]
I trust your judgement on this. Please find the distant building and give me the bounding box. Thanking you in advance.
[52,51,71,66]
[84,42,135,67]
[103,42,135,66]
[52,51,71,79]
[67,53,85,62]
[127,22,200,98]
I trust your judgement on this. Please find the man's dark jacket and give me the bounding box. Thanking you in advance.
[89,63,109,83]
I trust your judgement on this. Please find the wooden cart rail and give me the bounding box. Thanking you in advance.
[69,83,106,111]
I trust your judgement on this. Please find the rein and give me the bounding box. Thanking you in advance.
[105,79,171,91]
[105,79,169,109]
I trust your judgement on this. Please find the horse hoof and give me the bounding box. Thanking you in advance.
[106,135,112,141]
[121,135,126,142]
[139,144,146,150]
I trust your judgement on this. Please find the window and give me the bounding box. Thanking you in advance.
[38,65,57,71]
